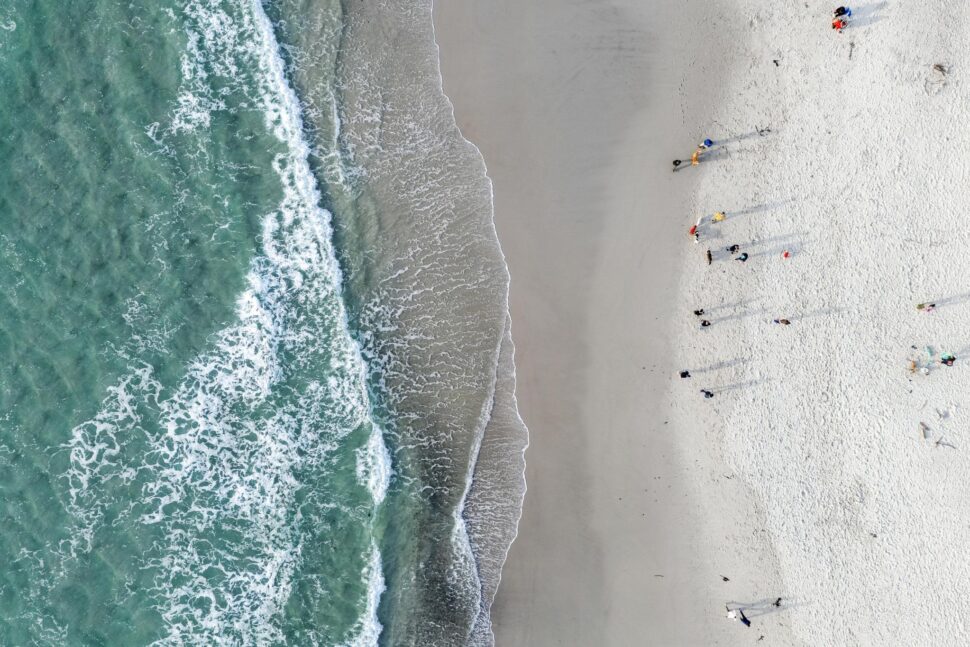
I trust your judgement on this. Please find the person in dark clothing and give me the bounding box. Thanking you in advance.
[739,609,751,627]
[773,318,791,325]
[774,597,783,607]
[834,6,851,17]
[701,389,714,398]
[726,244,740,254]
[941,354,956,367]
[736,253,749,262]
[680,370,691,379]
[694,309,705,316]
[706,249,713,265]
[701,320,712,328]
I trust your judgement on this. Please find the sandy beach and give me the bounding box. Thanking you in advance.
[438,0,970,644]
[435,0,791,644]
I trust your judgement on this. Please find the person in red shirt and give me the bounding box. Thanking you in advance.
[832,17,847,32]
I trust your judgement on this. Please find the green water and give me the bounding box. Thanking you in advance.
[0,1,384,644]
[0,0,527,644]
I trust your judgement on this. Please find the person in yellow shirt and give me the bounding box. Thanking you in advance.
[712,211,726,223]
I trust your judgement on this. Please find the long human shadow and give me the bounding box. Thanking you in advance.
[745,231,806,259]
[673,128,776,172]
[690,357,748,374]
[726,597,804,619]
[672,148,732,172]
[714,127,775,146]
[713,378,770,394]
[850,1,887,28]
[724,199,795,220]
[790,306,846,322]
[713,232,804,261]
[929,292,970,310]
[710,306,767,325]
[692,298,760,316]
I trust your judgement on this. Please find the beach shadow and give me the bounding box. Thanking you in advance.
[793,306,846,322]
[850,1,887,28]
[714,128,774,146]
[725,199,795,220]
[699,147,733,165]
[694,298,760,315]
[673,130,774,170]
[699,229,725,245]
[931,292,970,310]
[713,378,770,394]
[746,231,806,259]
[690,357,748,374]
[711,307,767,325]
[727,597,805,619]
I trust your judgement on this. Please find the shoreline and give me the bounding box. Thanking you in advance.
[433,0,788,643]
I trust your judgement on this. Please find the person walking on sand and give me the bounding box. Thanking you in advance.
[701,320,712,328]
[773,318,791,325]
[727,244,740,254]
[738,609,751,627]
[774,597,783,607]
[706,249,713,265]
[701,389,714,399]
[736,252,749,262]
[691,148,701,166]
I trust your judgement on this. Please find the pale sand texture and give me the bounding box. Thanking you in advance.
[435,0,794,644]
[672,1,970,644]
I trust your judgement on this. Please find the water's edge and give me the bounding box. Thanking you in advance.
[292,0,531,642]
[425,8,529,644]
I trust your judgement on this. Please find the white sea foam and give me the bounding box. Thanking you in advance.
[340,543,386,647]
[357,423,392,506]
[63,0,391,643]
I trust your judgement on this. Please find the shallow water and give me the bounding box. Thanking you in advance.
[0,1,525,644]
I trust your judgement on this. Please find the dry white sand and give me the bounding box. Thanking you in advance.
[440,0,970,644]
[672,1,970,644]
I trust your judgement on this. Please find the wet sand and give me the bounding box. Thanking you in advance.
[434,0,789,644]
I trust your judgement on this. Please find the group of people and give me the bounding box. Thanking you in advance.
[832,6,852,32]
[679,194,793,397]
[689,208,754,265]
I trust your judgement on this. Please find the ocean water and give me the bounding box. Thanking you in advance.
[0,1,526,646]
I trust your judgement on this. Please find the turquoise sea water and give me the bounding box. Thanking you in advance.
[0,1,526,645]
